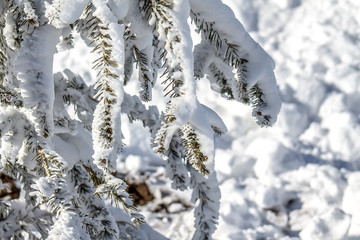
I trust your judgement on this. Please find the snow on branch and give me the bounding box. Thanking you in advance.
[76,2,125,173]
[190,169,221,240]
[190,0,281,126]
[123,3,155,101]
[15,25,61,138]
[140,0,221,178]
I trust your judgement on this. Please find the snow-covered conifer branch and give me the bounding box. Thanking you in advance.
[55,70,96,130]
[95,175,146,229]
[165,133,190,190]
[0,15,9,86]
[0,200,10,220]
[34,146,65,178]
[133,45,154,101]
[76,2,125,172]
[190,169,220,240]
[68,165,120,239]
[123,49,135,86]
[82,163,145,229]
[153,112,175,154]
[0,85,23,107]
[121,93,159,130]
[16,24,61,138]
[180,124,210,176]
[207,62,235,100]
[140,0,189,98]
[18,0,39,31]
[0,3,24,107]
[0,200,52,239]
[122,4,155,101]
[140,1,214,178]
[190,0,281,126]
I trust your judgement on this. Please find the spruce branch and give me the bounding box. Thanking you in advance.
[34,146,64,178]
[0,200,10,220]
[82,163,145,229]
[0,19,9,86]
[153,112,175,154]
[189,169,220,240]
[69,165,119,239]
[190,11,249,103]
[141,1,214,178]
[37,147,51,178]
[123,18,154,101]
[123,23,135,85]
[140,0,185,98]
[3,161,37,205]
[95,178,146,229]
[165,133,189,191]
[121,93,159,130]
[76,3,124,172]
[180,124,210,176]
[133,45,153,101]
[208,62,234,100]
[18,0,39,32]
[249,83,272,126]
[57,70,97,130]
[190,10,277,126]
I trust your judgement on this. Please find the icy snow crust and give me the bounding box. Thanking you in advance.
[53,0,360,239]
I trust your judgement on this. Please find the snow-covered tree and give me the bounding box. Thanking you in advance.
[0,0,281,239]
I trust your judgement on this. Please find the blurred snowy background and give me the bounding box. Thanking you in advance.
[54,0,360,239]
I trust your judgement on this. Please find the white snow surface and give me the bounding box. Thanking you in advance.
[53,0,360,239]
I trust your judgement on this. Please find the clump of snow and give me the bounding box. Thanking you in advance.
[47,211,90,240]
[16,25,61,137]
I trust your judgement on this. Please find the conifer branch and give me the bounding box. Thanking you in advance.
[133,45,153,101]
[123,23,135,85]
[165,133,189,190]
[249,83,272,126]
[123,19,154,101]
[57,70,97,130]
[69,165,117,239]
[153,112,176,154]
[142,1,211,178]
[121,93,159,130]
[180,124,210,176]
[0,18,9,86]
[189,169,220,240]
[3,161,37,205]
[190,10,276,126]
[190,11,249,102]
[35,146,64,178]
[208,62,235,100]
[83,163,145,229]
[0,200,10,220]
[18,0,39,32]
[140,0,185,98]
[77,3,124,172]
[37,147,51,178]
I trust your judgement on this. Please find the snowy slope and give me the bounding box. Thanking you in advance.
[54,0,360,239]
